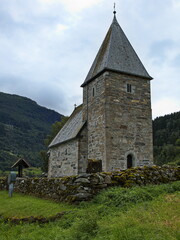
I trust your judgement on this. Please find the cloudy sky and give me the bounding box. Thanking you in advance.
[0,0,179,118]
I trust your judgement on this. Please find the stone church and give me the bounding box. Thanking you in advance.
[48,13,153,177]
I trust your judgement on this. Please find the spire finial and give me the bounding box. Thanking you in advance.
[113,2,116,15]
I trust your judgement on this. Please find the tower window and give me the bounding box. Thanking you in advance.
[127,84,132,93]
[92,87,96,97]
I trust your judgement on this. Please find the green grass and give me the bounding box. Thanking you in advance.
[23,167,43,177]
[0,167,43,177]
[0,191,74,218]
[0,181,180,240]
[93,193,180,240]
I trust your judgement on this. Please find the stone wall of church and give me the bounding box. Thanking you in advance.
[82,71,153,172]
[48,139,79,177]
[104,71,153,171]
[82,74,107,171]
[78,126,88,173]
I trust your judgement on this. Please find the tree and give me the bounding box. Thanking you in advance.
[40,116,69,172]
[175,139,180,146]
[44,116,69,147]
[153,111,180,166]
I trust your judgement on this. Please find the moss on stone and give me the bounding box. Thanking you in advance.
[124,180,135,188]
[0,166,178,204]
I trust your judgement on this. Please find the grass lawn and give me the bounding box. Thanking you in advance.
[0,191,74,218]
[0,181,180,240]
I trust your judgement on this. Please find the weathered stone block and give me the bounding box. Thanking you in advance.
[74,178,90,184]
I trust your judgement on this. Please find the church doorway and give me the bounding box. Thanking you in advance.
[127,154,133,168]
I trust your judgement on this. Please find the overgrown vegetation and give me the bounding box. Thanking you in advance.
[153,111,180,166]
[0,181,179,240]
[0,92,63,171]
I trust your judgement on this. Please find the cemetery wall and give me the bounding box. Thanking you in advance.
[0,166,179,203]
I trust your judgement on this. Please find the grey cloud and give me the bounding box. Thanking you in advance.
[0,0,179,119]
[0,74,68,114]
[35,86,67,113]
[0,0,67,37]
[0,75,26,89]
[149,39,174,62]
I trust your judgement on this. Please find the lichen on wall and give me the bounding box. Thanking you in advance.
[0,166,179,203]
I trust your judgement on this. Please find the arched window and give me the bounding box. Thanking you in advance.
[127,154,133,168]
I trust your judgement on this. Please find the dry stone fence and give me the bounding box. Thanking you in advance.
[0,166,179,203]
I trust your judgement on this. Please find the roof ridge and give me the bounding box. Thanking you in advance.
[81,16,152,87]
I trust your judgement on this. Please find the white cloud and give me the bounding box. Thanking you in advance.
[152,97,180,119]
[39,0,103,13]
[172,0,180,9]
[55,23,68,34]
[0,0,179,118]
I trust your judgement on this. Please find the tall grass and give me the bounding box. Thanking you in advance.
[92,180,180,209]
[0,181,179,240]
[93,193,180,240]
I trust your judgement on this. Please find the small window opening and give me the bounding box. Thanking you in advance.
[127,154,133,168]
[92,87,95,97]
[127,84,132,93]
[65,149,67,155]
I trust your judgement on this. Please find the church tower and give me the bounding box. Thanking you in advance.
[81,14,153,171]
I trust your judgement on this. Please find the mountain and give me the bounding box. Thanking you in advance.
[0,91,179,171]
[153,111,180,166]
[0,92,63,171]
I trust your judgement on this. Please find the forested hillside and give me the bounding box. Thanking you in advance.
[0,92,63,171]
[153,111,180,166]
[0,91,179,171]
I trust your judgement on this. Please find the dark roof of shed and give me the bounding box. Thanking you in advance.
[49,104,85,148]
[11,158,30,168]
[81,16,152,87]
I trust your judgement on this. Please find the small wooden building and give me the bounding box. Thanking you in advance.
[11,158,30,177]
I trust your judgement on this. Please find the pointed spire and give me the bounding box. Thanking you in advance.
[113,2,116,16]
[113,3,118,23]
[81,14,152,87]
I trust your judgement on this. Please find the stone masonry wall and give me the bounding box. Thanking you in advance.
[83,74,107,170]
[82,71,153,172]
[78,126,88,173]
[48,139,79,177]
[105,72,153,171]
[1,166,179,203]
[104,71,153,171]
